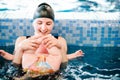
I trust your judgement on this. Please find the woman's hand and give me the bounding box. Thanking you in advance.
[18,35,42,51]
[42,34,61,49]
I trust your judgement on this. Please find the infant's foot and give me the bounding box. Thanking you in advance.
[75,50,84,57]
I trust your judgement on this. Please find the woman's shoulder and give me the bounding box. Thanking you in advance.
[58,36,66,42]
[16,36,27,40]
[15,36,27,43]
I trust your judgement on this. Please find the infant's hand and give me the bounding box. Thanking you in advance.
[0,50,6,56]
[75,50,84,57]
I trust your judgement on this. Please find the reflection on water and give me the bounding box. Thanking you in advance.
[0,0,120,12]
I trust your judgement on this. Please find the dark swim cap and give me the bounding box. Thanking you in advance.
[33,3,54,21]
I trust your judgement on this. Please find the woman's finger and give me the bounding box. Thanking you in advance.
[31,43,39,49]
[30,35,41,40]
[30,39,41,45]
[43,38,50,44]
[28,46,37,50]
[44,40,54,48]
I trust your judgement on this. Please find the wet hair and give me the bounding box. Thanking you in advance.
[33,3,54,21]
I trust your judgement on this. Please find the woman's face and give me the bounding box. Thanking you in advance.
[33,18,54,36]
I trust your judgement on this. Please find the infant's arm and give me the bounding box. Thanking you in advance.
[0,50,14,60]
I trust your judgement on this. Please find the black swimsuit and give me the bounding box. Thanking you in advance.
[26,34,59,39]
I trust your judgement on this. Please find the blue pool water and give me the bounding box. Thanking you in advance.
[0,45,120,80]
[66,45,120,80]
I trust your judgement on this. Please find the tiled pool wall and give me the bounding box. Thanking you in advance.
[0,19,120,47]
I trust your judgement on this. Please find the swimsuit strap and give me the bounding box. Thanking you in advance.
[26,36,31,38]
[53,33,59,39]
[54,35,58,39]
[26,34,58,39]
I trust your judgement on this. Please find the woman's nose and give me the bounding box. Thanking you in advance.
[41,25,47,32]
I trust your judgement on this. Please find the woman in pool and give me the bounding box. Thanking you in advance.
[0,2,83,79]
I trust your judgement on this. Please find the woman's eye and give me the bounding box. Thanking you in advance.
[47,22,51,25]
[37,22,42,25]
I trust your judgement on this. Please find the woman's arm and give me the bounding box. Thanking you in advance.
[47,46,62,71]
[57,37,68,63]
[12,36,26,65]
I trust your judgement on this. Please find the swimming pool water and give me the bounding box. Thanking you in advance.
[0,0,119,12]
[65,45,120,80]
[0,45,120,80]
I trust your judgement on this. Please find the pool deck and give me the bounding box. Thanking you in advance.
[0,11,120,20]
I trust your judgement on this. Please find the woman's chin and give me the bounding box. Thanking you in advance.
[35,33,50,36]
[35,33,44,36]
